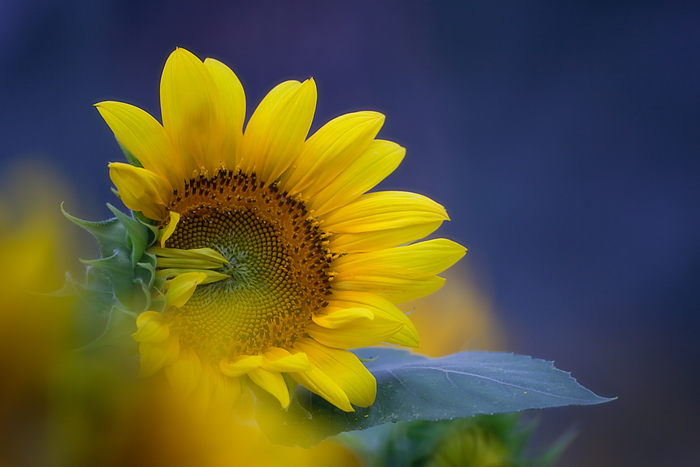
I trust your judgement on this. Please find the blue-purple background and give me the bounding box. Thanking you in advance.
[1,1,698,465]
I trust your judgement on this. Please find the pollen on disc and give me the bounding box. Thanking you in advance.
[162,170,333,360]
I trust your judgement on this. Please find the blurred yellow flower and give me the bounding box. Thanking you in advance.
[97,47,465,412]
[401,265,506,357]
[0,165,74,465]
[45,374,361,467]
[426,424,513,467]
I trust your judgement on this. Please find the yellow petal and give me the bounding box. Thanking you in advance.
[295,340,376,408]
[132,310,169,343]
[312,307,374,329]
[211,372,241,412]
[210,373,242,414]
[220,354,263,377]
[109,162,172,221]
[333,239,466,275]
[158,211,180,247]
[190,362,216,412]
[155,257,228,269]
[240,79,317,184]
[165,347,202,397]
[288,365,353,412]
[156,268,229,285]
[330,221,444,253]
[204,57,246,169]
[160,48,224,175]
[333,266,446,303]
[150,246,229,264]
[262,348,312,372]
[282,111,384,196]
[321,191,449,252]
[308,140,405,216]
[328,291,420,347]
[306,318,402,349]
[248,367,291,408]
[322,191,448,233]
[96,102,183,189]
[165,271,207,308]
[138,335,180,377]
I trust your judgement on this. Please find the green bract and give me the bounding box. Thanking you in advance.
[61,203,163,351]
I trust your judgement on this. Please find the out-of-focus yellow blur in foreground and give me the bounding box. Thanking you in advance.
[0,165,359,467]
[0,164,504,466]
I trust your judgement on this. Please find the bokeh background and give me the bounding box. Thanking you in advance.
[1,1,698,465]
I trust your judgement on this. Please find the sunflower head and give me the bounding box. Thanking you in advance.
[97,47,465,412]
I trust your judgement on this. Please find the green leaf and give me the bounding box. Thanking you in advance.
[257,348,613,447]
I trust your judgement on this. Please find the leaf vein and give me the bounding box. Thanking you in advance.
[391,365,584,401]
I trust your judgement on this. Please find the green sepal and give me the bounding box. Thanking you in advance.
[132,209,155,226]
[60,201,165,354]
[62,203,126,260]
[62,204,160,313]
[117,139,143,168]
[138,249,158,276]
[80,252,145,313]
[77,305,139,356]
[136,260,155,286]
[149,275,167,313]
[106,203,158,269]
[54,270,115,316]
[60,267,140,354]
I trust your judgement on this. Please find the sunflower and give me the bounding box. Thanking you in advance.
[96,48,465,412]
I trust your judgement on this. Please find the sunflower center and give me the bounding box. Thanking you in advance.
[161,170,333,360]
